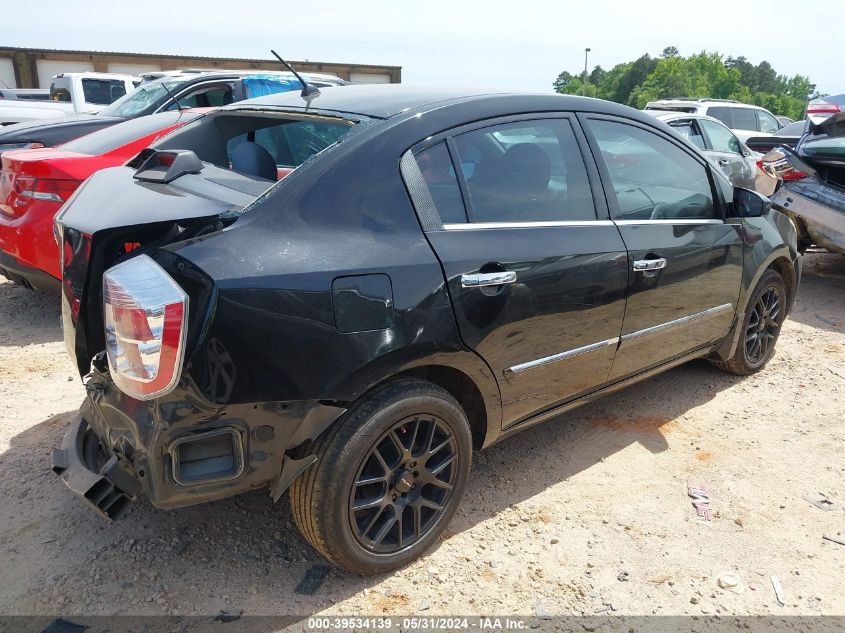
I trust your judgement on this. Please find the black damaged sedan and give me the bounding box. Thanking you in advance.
[52,85,801,574]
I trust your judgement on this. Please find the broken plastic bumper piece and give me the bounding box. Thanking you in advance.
[50,415,140,521]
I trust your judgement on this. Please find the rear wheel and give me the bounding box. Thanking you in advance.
[713,269,786,375]
[289,379,472,575]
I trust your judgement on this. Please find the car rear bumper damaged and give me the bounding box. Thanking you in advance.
[53,363,346,518]
[51,415,138,520]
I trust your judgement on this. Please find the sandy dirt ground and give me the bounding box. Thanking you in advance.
[0,251,843,626]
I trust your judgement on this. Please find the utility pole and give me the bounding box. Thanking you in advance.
[583,48,591,96]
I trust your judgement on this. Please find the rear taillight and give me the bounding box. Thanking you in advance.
[760,149,808,182]
[2,176,79,218]
[807,100,840,115]
[103,255,188,401]
[807,100,841,125]
[17,177,79,202]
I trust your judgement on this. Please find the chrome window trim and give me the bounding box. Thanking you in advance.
[621,303,733,342]
[442,220,615,230]
[614,219,725,226]
[507,337,619,374]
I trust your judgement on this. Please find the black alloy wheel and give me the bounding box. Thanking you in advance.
[712,268,787,376]
[745,286,781,365]
[289,379,472,574]
[349,414,458,554]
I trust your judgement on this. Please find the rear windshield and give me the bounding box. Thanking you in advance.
[82,79,127,105]
[645,105,696,113]
[803,136,845,157]
[60,111,195,155]
[98,80,179,118]
[226,119,355,168]
[778,120,808,137]
[152,110,370,175]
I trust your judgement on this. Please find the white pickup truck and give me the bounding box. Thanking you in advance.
[0,72,139,126]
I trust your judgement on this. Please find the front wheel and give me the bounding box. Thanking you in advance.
[289,379,472,575]
[713,269,787,375]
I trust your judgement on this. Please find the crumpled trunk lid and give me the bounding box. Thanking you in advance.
[56,163,262,377]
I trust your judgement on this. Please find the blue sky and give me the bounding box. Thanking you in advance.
[7,0,841,95]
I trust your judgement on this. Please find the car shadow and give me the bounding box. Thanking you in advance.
[0,357,736,626]
[0,280,62,347]
[787,250,845,334]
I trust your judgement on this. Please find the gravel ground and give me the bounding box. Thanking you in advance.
[0,251,843,625]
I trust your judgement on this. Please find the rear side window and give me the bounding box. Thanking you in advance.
[413,142,466,223]
[242,76,302,99]
[451,119,596,223]
[60,111,188,155]
[730,108,757,131]
[699,119,741,154]
[50,87,71,102]
[706,106,731,126]
[758,110,780,134]
[164,84,234,110]
[588,119,715,221]
[82,79,127,105]
[667,120,706,149]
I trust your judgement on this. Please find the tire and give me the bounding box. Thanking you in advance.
[713,269,787,375]
[289,379,473,575]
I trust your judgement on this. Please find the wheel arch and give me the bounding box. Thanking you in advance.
[739,245,796,318]
[323,349,503,451]
[765,255,797,314]
[390,365,490,450]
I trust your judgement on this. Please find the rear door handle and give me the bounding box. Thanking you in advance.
[718,159,731,166]
[633,258,667,272]
[461,271,517,288]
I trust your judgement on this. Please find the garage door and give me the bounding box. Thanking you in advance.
[0,58,15,88]
[36,60,94,88]
[108,62,161,76]
[349,72,391,84]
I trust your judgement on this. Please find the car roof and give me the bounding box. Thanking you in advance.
[142,70,346,87]
[231,84,647,120]
[646,98,763,110]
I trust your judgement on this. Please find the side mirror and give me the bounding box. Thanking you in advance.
[732,187,772,218]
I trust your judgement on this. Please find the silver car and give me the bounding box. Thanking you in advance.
[644,110,758,189]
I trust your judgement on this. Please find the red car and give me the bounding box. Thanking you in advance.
[0,110,203,290]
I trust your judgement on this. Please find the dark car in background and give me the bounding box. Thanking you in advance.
[763,112,845,254]
[0,70,346,155]
[52,85,801,575]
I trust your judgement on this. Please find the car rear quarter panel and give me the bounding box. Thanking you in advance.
[168,124,502,432]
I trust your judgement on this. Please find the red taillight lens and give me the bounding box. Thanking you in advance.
[807,101,840,115]
[760,149,807,182]
[2,176,79,218]
[20,178,79,202]
[103,255,188,401]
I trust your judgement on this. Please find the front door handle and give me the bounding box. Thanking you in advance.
[718,158,731,166]
[633,258,667,272]
[461,271,518,288]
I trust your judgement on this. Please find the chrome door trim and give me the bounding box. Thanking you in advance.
[614,219,725,226]
[461,271,518,288]
[442,220,615,230]
[621,303,733,342]
[507,337,620,374]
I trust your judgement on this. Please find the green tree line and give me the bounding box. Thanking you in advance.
[553,46,819,120]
